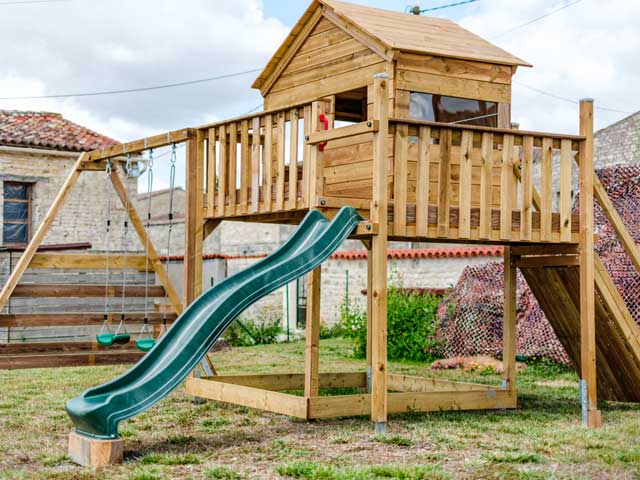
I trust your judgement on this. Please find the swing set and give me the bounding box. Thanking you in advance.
[95,147,179,353]
[0,138,186,368]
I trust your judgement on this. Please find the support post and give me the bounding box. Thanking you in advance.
[68,431,123,467]
[304,267,321,399]
[370,73,389,434]
[184,129,205,305]
[0,153,87,311]
[366,242,373,393]
[579,98,601,427]
[502,246,517,395]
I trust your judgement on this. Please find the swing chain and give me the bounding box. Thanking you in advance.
[100,159,113,336]
[163,144,178,325]
[143,149,154,323]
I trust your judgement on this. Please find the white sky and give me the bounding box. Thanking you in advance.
[0,0,637,191]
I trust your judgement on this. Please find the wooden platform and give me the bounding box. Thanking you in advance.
[521,254,640,402]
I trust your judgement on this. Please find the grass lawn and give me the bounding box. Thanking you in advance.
[1,337,639,479]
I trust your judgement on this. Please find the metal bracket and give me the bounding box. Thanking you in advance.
[579,379,588,425]
[367,365,372,393]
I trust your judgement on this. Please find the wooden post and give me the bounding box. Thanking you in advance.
[68,431,122,467]
[579,99,601,427]
[0,153,87,311]
[370,73,389,434]
[366,242,373,392]
[307,101,326,208]
[503,246,517,395]
[184,130,205,305]
[304,267,321,399]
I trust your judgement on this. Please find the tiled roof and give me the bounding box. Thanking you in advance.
[332,246,504,260]
[0,110,119,152]
[160,246,503,262]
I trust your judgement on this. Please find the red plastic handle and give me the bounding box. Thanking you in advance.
[318,113,329,152]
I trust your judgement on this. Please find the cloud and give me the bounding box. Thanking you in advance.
[0,0,288,141]
[458,0,640,133]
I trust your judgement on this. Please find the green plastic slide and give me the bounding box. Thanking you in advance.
[66,206,362,439]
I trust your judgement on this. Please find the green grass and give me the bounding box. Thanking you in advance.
[0,337,639,479]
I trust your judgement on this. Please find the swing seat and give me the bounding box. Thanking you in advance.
[136,338,156,352]
[113,333,131,345]
[96,333,115,346]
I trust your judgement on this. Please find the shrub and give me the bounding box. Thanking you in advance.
[224,314,282,347]
[319,321,345,339]
[339,278,443,362]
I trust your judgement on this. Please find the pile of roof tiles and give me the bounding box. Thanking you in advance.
[437,164,640,364]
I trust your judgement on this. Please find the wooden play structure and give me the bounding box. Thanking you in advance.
[4,2,640,461]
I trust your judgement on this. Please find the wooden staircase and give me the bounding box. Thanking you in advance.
[521,254,640,402]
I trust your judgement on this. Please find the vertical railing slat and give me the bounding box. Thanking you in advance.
[302,105,311,207]
[540,137,553,241]
[227,122,237,216]
[416,126,430,237]
[239,120,250,214]
[276,112,286,211]
[206,127,216,217]
[216,124,227,218]
[520,135,534,241]
[479,132,494,239]
[560,138,572,242]
[437,128,452,237]
[263,114,273,212]
[289,108,299,210]
[500,134,515,240]
[251,117,261,213]
[458,130,473,239]
[393,123,408,236]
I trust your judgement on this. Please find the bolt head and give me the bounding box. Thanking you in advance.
[367,121,372,127]
[366,224,372,230]
[320,199,326,206]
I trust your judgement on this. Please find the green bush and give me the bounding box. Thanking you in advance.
[339,278,443,362]
[223,314,282,346]
[319,321,345,339]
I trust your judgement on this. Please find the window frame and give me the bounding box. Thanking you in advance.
[2,181,32,247]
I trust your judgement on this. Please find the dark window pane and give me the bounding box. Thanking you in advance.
[3,182,29,200]
[3,222,28,244]
[409,92,497,127]
[3,201,29,221]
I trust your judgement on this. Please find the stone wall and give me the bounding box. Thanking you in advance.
[0,148,139,251]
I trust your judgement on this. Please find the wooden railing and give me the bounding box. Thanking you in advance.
[201,101,331,218]
[387,119,585,242]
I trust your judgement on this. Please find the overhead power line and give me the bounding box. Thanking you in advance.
[409,0,479,14]
[489,0,584,39]
[513,81,633,115]
[0,0,68,4]
[0,68,262,100]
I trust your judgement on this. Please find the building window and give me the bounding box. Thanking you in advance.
[3,182,32,246]
[409,92,498,127]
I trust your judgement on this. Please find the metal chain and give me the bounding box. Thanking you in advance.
[100,160,113,336]
[116,154,132,335]
[163,144,177,324]
[143,150,154,326]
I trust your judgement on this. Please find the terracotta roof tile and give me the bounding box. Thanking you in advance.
[0,109,118,152]
[160,246,503,262]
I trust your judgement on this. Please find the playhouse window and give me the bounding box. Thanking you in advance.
[3,182,32,246]
[409,92,498,127]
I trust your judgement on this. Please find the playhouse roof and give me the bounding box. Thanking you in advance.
[0,109,118,152]
[253,0,531,91]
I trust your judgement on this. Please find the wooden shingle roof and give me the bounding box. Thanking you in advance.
[253,0,531,91]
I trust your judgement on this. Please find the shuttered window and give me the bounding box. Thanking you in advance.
[3,182,32,246]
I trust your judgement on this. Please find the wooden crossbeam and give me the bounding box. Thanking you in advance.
[88,129,190,162]
[0,312,177,327]
[0,352,144,370]
[28,253,153,270]
[11,284,165,298]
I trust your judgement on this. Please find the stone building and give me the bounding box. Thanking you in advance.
[0,110,140,251]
